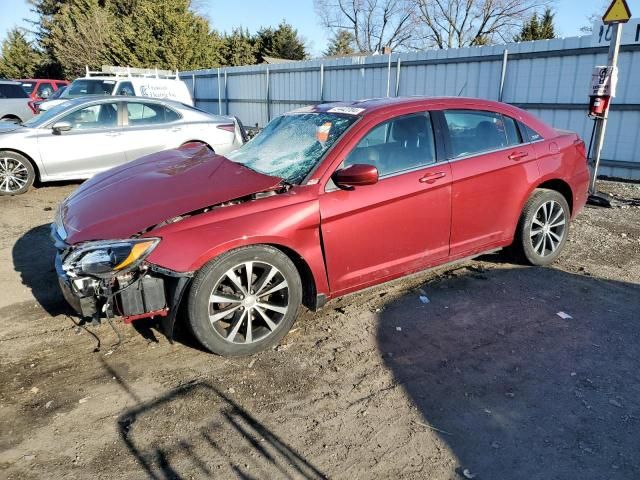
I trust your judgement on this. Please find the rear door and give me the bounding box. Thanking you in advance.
[441,109,539,257]
[319,111,452,295]
[120,100,182,161]
[36,101,126,178]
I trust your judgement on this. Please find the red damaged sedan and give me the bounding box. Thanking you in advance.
[53,97,589,356]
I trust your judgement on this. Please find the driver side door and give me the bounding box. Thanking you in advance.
[36,101,126,179]
[319,111,452,296]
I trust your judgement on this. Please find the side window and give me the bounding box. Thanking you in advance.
[62,103,119,130]
[344,113,436,177]
[444,110,513,157]
[36,83,54,99]
[56,82,67,89]
[520,123,543,142]
[164,107,180,122]
[118,82,135,96]
[502,115,523,146]
[126,102,166,126]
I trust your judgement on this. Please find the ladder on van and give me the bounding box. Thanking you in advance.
[84,66,181,80]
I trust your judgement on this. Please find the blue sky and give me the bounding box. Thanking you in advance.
[0,0,609,56]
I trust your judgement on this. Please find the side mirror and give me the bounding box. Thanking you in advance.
[332,164,379,189]
[52,121,72,134]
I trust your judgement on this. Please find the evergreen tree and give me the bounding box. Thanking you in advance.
[515,8,556,42]
[323,29,355,56]
[254,27,275,63]
[268,21,306,60]
[222,28,257,66]
[540,8,556,39]
[0,28,42,79]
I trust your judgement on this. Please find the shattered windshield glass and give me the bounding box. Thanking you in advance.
[227,112,357,184]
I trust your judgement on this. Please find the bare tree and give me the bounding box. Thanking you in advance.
[314,0,415,53]
[414,0,546,49]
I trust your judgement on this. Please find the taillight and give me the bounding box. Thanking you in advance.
[216,124,235,133]
[28,101,38,114]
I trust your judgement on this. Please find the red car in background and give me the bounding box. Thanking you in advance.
[52,97,590,356]
[18,79,69,101]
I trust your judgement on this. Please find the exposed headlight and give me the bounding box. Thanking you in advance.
[62,238,160,278]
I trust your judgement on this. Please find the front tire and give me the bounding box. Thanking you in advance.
[187,246,302,356]
[0,151,35,195]
[512,189,570,266]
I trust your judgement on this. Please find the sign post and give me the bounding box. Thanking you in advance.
[588,0,631,202]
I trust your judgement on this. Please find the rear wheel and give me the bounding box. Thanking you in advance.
[187,246,302,356]
[511,189,570,266]
[0,151,35,195]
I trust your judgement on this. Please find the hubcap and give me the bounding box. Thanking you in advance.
[530,200,566,257]
[208,261,289,344]
[0,157,29,193]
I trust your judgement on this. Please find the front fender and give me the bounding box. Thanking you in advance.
[145,194,330,297]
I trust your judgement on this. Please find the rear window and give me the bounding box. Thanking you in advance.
[0,83,28,99]
[64,79,116,98]
[521,123,543,142]
[20,82,35,95]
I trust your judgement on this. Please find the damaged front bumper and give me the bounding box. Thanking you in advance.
[51,224,192,339]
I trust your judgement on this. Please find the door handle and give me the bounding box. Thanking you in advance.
[105,131,121,137]
[508,151,528,161]
[419,172,447,184]
[171,127,182,132]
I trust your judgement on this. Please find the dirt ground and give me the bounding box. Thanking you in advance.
[0,180,639,480]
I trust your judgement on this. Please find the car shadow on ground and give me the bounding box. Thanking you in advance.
[12,223,72,316]
[376,265,640,479]
[101,358,327,479]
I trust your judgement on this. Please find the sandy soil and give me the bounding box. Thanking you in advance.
[0,180,639,480]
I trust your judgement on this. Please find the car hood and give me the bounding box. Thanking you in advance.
[61,145,282,244]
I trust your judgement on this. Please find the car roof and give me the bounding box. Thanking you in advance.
[18,79,67,82]
[307,96,555,137]
[311,96,514,115]
[0,80,22,85]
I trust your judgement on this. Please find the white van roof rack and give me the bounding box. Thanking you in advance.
[84,65,180,80]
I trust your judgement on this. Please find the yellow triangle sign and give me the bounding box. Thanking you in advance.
[603,0,632,24]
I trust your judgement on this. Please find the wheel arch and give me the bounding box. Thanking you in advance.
[535,178,574,215]
[0,148,42,182]
[1,115,22,123]
[264,243,319,311]
[180,140,214,151]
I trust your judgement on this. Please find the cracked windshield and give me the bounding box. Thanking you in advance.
[227,112,357,184]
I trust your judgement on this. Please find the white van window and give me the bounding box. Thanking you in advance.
[117,82,135,96]
[65,79,116,98]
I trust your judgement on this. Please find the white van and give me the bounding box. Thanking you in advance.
[39,66,193,112]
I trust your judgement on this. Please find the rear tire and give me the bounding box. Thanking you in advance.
[187,246,302,356]
[0,151,35,195]
[511,189,570,266]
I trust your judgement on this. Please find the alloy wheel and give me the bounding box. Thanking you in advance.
[529,200,566,257]
[208,261,289,344]
[0,157,29,194]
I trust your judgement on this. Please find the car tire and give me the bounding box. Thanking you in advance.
[511,188,571,266]
[187,245,302,356]
[0,150,35,195]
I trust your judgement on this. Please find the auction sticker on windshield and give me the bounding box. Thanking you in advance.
[327,106,365,115]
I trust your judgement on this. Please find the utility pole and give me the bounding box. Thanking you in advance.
[588,0,632,203]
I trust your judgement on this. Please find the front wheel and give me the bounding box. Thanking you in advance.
[0,151,35,195]
[511,189,571,266]
[187,246,302,356]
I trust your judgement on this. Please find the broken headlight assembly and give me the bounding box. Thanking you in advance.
[62,238,160,278]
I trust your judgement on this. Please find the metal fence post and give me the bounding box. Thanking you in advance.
[265,68,271,123]
[498,49,509,101]
[224,70,229,116]
[319,63,325,103]
[191,73,196,103]
[217,68,222,115]
[395,58,402,96]
[386,54,392,97]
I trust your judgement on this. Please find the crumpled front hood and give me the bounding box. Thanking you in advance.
[61,145,282,244]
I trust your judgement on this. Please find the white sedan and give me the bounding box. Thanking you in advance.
[0,96,246,195]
